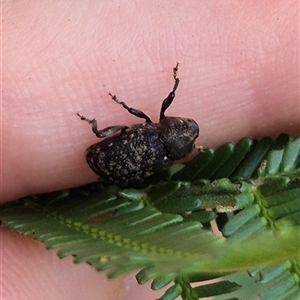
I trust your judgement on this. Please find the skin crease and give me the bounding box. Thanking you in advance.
[1,1,299,299]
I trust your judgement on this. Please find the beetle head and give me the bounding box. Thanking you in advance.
[158,117,199,160]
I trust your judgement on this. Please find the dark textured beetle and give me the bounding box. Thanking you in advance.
[77,63,199,183]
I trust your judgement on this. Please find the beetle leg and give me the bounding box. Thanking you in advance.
[77,113,128,138]
[159,63,180,120]
[173,62,179,80]
[108,93,153,123]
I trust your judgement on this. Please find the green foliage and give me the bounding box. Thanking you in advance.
[1,134,299,299]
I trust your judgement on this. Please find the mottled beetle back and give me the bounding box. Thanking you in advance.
[86,122,172,183]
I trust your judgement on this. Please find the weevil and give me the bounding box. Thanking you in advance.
[77,63,199,183]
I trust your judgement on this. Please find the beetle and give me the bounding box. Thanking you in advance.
[77,63,199,184]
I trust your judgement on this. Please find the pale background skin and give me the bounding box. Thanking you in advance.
[1,1,299,299]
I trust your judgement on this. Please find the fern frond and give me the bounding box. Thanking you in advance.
[221,135,300,299]
[1,134,299,300]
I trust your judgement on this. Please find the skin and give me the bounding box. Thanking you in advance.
[1,1,299,299]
